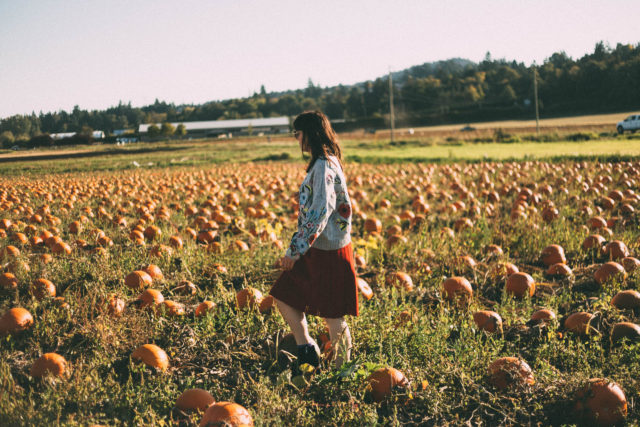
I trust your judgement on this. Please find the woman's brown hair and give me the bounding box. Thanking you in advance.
[293,111,343,172]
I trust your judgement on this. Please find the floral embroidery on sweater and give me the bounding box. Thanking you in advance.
[286,157,352,258]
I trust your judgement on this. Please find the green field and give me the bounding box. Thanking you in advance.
[1,133,640,176]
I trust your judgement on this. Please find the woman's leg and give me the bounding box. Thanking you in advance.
[275,298,319,352]
[324,317,352,369]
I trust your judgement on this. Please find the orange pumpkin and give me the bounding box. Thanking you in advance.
[143,225,161,241]
[541,244,566,266]
[546,263,572,277]
[489,262,519,279]
[136,289,164,309]
[505,272,535,298]
[174,280,197,295]
[150,244,173,257]
[132,344,169,371]
[195,301,217,317]
[442,276,473,304]
[176,388,215,412]
[236,288,263,309]
[574,379,627,426]
[2,245,20,259]
[199,401,253,427]
[169,235,184,249]
[564,312,595,335]
[385,272,414,292]
[621,257,640,272]
[107,296,126,317]
[602,240,629,260]
[30,278,56,301]
[473,310,502,333]
[530,308,556,322]
[488,357,534,390]
[159,300,185,317]
[0,307,34,335]
[356,277,374,300]
[366,367,410,402]
[363,218,382,233]
[30,352,67,378]
[582,234,605,251]
[124,270,153,290]
[143,264,164,281]
[51,241,72,255]
[0,272,18,290]
[610,322,640,345]
[610,290,640,309]
[593,262,626,285]
[258,295,275,314]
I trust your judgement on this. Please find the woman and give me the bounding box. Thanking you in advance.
[270,110,358,371]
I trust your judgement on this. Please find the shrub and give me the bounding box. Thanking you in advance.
[566,132,599,141]
[0,131,15,148]
[26,134,54,148]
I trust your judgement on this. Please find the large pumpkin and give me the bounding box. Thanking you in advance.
[574,379,627,426]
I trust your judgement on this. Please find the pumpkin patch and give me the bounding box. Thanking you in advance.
[0,155,638,425]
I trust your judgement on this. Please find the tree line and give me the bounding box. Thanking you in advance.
[1,41,639,147]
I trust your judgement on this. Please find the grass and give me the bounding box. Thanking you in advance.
[1,132,640,177]
[0,135,639,425]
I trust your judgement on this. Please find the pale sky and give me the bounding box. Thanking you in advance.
[1,0,638,118]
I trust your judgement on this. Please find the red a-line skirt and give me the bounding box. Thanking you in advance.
[270,242,359,318]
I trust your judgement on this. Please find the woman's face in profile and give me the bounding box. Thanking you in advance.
[295,130,309,153]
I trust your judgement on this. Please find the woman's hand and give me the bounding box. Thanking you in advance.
[279,255,297,271]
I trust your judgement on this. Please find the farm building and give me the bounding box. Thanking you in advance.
[51,131,105,140]
[138,116,290,139]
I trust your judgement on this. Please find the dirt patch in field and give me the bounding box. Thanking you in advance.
[0,146,188,163]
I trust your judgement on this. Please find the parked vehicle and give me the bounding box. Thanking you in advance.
[617,114,640,134]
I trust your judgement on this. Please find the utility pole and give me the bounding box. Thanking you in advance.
[533,65,540,134]
[389,68,395,143]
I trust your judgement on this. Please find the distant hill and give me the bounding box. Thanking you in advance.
[1,42,639,145]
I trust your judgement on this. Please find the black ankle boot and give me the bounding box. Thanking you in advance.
[295,344,319,373]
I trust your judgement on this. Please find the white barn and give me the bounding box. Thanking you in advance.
[138,116,290,138]
[50,131,104,140]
